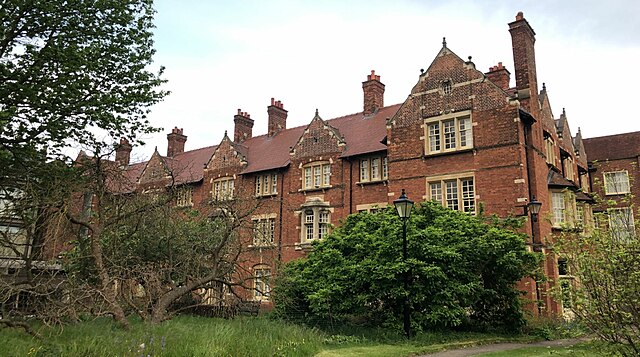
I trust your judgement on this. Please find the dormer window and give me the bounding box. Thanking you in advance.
[302,162,331,190]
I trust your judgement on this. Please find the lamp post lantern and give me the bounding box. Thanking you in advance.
[393,189,414,338]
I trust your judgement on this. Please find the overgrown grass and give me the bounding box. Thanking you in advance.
[0,316,324,357]
[0,316,592,357]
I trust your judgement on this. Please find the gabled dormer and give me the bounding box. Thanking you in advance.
[289,110,345,161]
[138,148,171,189]
[206,131,247,172]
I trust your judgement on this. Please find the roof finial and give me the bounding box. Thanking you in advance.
[562,107,566,116]
[542,82,546,91]
[468,56,472,62]
[442,37,447,47]
[315,108,319,116]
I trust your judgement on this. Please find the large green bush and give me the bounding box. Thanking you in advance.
[274,202,539,332]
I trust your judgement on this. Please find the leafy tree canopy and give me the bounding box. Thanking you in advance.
[274,202,539,332]
[0,0,167,165]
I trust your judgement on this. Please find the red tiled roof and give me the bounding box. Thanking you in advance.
[583,131,640,162]
[547,170,576,188]
[164,145,217,185]
[240,104,401,174]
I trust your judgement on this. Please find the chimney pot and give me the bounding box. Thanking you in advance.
[363,70,385,115]
[268,97,288,136]
[115,138,132,166]
[516,11,523,20]
[167,127,187,157]
[271,97,275,105]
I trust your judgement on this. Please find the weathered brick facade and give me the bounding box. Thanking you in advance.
[82,12,638,317]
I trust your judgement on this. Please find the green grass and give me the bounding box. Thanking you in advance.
[0,316,324,357]
[0,316,593,357]
[477,342,601,356]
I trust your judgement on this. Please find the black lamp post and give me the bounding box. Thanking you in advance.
[393,189,414,338]
[527,196,542,222]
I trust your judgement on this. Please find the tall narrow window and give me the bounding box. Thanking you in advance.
[461,178,475,213]
[318,210,329,239]
[360,159,370,181]
[428,123,441,152]
[254,267,271,301]
[305,210,314,241]
[445,180,459,210]
[443,120,456,149]
[552,192,566,226]
[252,217,276,246]
[382,157,388,179]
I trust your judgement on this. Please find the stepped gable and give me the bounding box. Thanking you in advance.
[240,104,400,174]
[583,131,640,161]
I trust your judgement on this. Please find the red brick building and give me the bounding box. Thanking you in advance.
[583,132,640,239]
[103,12,602,316]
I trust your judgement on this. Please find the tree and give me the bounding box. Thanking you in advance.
[0,0,167,330]
[274,202,539,332]
[0,0,167,156]
[555,198,639,355]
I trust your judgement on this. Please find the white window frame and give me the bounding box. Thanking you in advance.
[563,156,575,182]
[253,266,271,301]
[299,202,332,244]
[609,207,635,241]
[603,171,631,195]
[424,111,473,155]
[213,177,234,201]
[252,216,276,246]
[176,186,193,207]
[551,190,577,228]
[302,162,331,190]
[426,174,476,214]
[255,173,278,197]
[359,155,388,183]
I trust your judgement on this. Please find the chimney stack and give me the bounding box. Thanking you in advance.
[362,70,385,115]
[267,98,287,137]
[167,127,187,157]
[509,11,539,113]
[115,138,132,167]
[234,109,254,142]
[485,62,511,91]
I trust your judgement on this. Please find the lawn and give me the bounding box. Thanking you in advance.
[0,316,594,357]
[477,342,601,356]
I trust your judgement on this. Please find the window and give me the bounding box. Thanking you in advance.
[575,204,584,229]
[302,162,331,190]
[359,156,388,182]
[544,134,556,165]
[442,80,452,95]
[253,267,271,301]
[255,173,278,196]
[0,225,28,258]
[563,156,575,182]
[604,171,630,195]
[427,176,475,214]
[609,207,635,241]
[299,201,331,245]
[176,186,193,207]
[424,111,473,154]
[552,191,566,226]
[252,217,276,246]
[356,203,387,214]
[213,177,234,200]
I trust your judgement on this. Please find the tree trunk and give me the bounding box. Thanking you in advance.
[150,271,218,324]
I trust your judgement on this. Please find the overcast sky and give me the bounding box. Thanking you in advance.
[133,0,640,162]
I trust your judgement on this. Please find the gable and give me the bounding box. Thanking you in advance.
[391,44,512,128]
[290,111,345,160]
[206,133,247,171]
[138,150,170,187]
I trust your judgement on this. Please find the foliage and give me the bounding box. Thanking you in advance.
[0,0,167,162]
[274,202,539,333]
[555,210,640,357]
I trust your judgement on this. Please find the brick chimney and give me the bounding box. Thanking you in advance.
[509,11,539,113]
[234,109,254,142]
[267,98,287,136]
[362,70,385,115]
[167,127,187,157]
[115,138,132,167]
[485,62,511,91]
